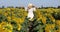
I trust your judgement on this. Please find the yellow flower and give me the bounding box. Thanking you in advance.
[45,24,55,32]
[4,12,8,16]
[16,18,24,24]
[45,24,51,30]
[7,16,11,21]
[10,8,15,11]
[50,24,55,29]
[6,8,11,11]
[49,15,55,22]
[0,22,13,32]
[42,16,46,24]
[12,17,24,24]
[45,29,51,32]
[55,30,60,32]
[0,22,7,27]
[56,20,60,26]
[17,24,22,31]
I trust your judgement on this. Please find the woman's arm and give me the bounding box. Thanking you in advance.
[25,7,28,13]
[34,8,36,11]
[25,7,28,11]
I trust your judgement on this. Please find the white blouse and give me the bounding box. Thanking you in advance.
[25,7,36,20]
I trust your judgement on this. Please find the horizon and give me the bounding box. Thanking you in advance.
[0,0,60,8]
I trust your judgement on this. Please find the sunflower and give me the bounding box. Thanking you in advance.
[0,22,13,32]
[42,16,46,24]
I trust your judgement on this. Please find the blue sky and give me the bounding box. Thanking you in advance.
[0,0,60,7]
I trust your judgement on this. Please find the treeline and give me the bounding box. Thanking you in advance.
[37,6,60,9]
[0,6,60,9]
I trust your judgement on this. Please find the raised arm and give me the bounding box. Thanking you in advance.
[33,8,36,11]
[25,7,28,11]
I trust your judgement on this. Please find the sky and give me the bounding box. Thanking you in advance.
[0,0,60,7]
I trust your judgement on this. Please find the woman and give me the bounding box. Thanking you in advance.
[25,3,36,20]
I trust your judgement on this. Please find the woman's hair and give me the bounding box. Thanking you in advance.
[32,6,35,8]
[28,3,33,6]
[28,3,35,9]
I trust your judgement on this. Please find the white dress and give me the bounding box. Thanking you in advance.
[25,7,36,20]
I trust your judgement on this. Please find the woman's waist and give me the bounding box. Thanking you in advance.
[28,13,33,14]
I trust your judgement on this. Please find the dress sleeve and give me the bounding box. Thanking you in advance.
[25,7,28,11]
[33,8,36,11]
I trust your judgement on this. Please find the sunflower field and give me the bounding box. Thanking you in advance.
[0,8,60,32]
